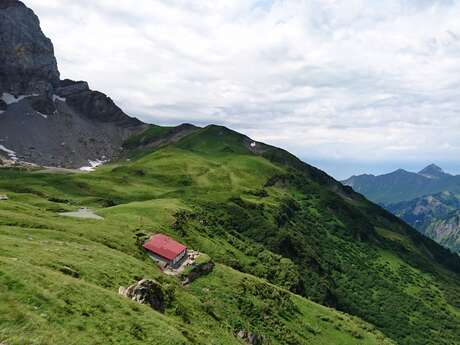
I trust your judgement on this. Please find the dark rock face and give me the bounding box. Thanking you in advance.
[0,96,142,167]
[0,0,59,95]
[56,79,142,128]
[31,98,55,115]
[65,89,143,128]
[0,0,26,10]
[57,80,90,96]
[0,1,146,168]
[119,279,166,313]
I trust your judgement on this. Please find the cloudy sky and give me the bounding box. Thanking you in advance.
[25,0,460,179]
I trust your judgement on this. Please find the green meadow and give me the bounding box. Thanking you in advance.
[0,125,459,344]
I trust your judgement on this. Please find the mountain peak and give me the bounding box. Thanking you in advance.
[385,168,411,176]
[0,0,26,10]
[0,0,60,95]
[0,1,146,169]
[418,164,447,179]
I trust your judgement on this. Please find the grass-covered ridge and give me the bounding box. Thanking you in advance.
[0,124,459,345]
[0,186,391,345]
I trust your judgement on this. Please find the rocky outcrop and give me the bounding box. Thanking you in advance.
[56,80,89,97]
[119,279,166,312]
[0,1,146,168]
[0,0,59,95]
[181,260,214,285]
[55,79,142,128]
[385,191,460,254]
[65,88,143,128]
[424,210,460,254]
[235,330,263,345]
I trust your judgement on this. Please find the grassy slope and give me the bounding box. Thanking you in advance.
[0,174,390,345]
[0,124,459,344]
[122,125,176,149]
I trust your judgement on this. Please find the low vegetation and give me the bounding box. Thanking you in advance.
[0,125,459,345]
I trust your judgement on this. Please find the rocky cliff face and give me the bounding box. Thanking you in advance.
[386,191,460,254]
[425,211,460,254]
[0,0,59,95]
[0,0,146,168]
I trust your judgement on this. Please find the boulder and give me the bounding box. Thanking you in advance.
[181,261,214,285]
[236,330,263,345]
[119,279,166,312]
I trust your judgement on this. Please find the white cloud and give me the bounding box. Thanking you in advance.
[24,0,460,168]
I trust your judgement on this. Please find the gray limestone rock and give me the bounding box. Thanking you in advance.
[0,0,59,95]
[235,330,263,345]
[0,1,147,168]
[119,279,166,312]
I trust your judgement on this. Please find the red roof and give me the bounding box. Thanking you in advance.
[143,234,187,261]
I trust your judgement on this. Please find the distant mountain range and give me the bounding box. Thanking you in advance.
[343,164,460,253]
[342,164,460,204]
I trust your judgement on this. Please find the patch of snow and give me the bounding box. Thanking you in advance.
[250,142,256,148]
[0,144,17,161]
[79,159,106,172]
[0,145,15,155]
[1,93,38,105]
[2,93,26,104]
[52,94,66,102]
